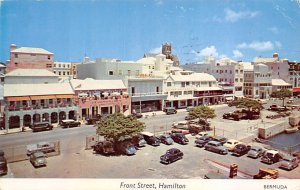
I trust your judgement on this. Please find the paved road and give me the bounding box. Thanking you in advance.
[1,101,299,178]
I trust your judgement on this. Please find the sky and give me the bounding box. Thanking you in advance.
[1,0,300,64]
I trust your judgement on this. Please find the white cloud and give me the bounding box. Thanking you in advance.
[224,8,259,22]
[237,41,274,51]
[0,0,4,7]
[268,26,279,34]
[232,50,244,59]
[149,47,161,54]
[219,54,228,59]
[198,46,219,58]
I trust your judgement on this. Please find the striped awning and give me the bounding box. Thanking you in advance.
[6,96,30,101]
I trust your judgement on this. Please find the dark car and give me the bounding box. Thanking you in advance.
[160,148,183,164]
[141,132,160,146]
[92,141,115,155]
[195,136,212,148]
[60,119,81,128]
[261,150,283,164]
[170,133,189,145]
[159,134,174,145]
[0,150,8,176]
[232,144,251,157]
[164,107,177,115]
[185,115,194,120]
[30,122,53,132]
[115,141,137,155]
[86,114,101,125]
[211,136,228,145]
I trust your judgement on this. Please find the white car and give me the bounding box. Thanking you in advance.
[195,132,209,140]
[223,139,240,151]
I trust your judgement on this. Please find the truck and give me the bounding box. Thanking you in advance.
[253,168,279,179]
[223,109,260,121]
[26,142,55,155]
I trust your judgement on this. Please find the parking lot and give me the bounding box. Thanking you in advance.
[7,133,300,179]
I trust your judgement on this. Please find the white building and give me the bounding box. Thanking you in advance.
[181,57,244,98]
[53,61,80,80]
[5,69,59,84]
[253,64,272,99]
[271,79,292,92]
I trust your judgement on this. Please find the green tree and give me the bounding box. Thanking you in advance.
[188,105,216,123]
[270,89,292,106]
[228,98,263,111]
[96,113,145,142]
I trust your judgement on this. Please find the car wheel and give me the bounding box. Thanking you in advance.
[167,160,171,164]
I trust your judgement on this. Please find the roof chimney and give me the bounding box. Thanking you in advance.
[273,53,279,59]
[10,44,17,51]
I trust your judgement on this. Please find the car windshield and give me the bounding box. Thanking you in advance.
[283,158,291,162]
[251,147,260,151]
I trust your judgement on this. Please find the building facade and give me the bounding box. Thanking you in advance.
[70,78,131,119]
[53,61,80,80]
[4,83,78,131]
[6,44,54,73]
[253,64,272,99]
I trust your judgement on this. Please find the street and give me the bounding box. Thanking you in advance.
[1,101,300,178]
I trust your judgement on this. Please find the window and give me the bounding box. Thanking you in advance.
[67,64,70,68]
[128,70,131,75]
[15,62,18,65]
[216,70,219,73]
[225,70,227,73]
[14,54,18,58]
[131,87,135,96]
[48,55,51,60]
[152,66,155,69]
[181,82,185,87]
[235,78,238,82]
[167,82,172,87]
[230,70,232,74]
[54,64,56,67]
[46,64,52,68]
[156,86,159,93]
[235,70,238,73]
[149,66,151,69]
[240,70,243,73]
[67,72,70,75]
[170,92,174,95]
[186,82,190,86]
[54,71,56,74]
[240,78,243,82]
[109,71,114,75]
[136,70,140,76]
[59,71,61,75]
[59,64,61,68]
[63,71,66,75]
[63,64,65,68]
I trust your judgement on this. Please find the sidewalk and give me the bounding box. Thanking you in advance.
[0,123,60,135]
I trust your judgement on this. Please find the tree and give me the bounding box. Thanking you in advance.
[228,98,263,111]
[96,113,145,143]
[270,89,292,106]
[188,105,216,123]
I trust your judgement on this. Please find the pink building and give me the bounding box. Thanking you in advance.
[6,44,54,73]
[70,78,131,119]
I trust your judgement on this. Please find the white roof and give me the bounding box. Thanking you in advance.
[4,83,74,97]
[169,72,216,82]
[253,57,277,63]
[70,78,126,91]
[11,47,53,54]
[6,69,57,77]
[272,79,292,86]
[241,62,253,71]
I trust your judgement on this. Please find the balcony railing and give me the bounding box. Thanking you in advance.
[6,103,75,112]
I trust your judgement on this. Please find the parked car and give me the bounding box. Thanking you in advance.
[86,114,101,125]
[130,112,143,119]
[160,148,183,164]
[131,134,147,147]
[30,122,53,132]
[159,134,174,145]
[29,151,47,167]
[186,106,195,112]
[164,107,177,115]
[210,135,228,145]
[115,141,137,155]
[292,151,300,159]
[279,155,299,170]
[26,141,55,155]
[231,144,251,157]
[195,132,209,140]
[261,150,283,164]
[195,136,212,148]
[92,140,115,155]
[141,132,160,146]
[170,133,189,145]
[185,115,194,120]
[204,141,228,155]
[172,121,189,129]
[60,119,81,128]
[0,150,8,175]
[247,146,265,159]
[223,139,240,151]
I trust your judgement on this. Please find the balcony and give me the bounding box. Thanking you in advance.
[7,103,75,112]
[77,95,131,107]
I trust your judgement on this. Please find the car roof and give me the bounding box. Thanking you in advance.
[266,150,279,154]
[140,131,154,136]
[33,151,45,157]
[168,148,179,151]
[208,140,221,144]
[226,139,239,143]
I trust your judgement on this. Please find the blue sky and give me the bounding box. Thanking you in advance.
[1,0,300,64]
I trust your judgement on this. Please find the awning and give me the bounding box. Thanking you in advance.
[6,96,30,101]
[78,93,88,97]
[293,87,300,92]
[55,94,74,99]
[30,95,57,100]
